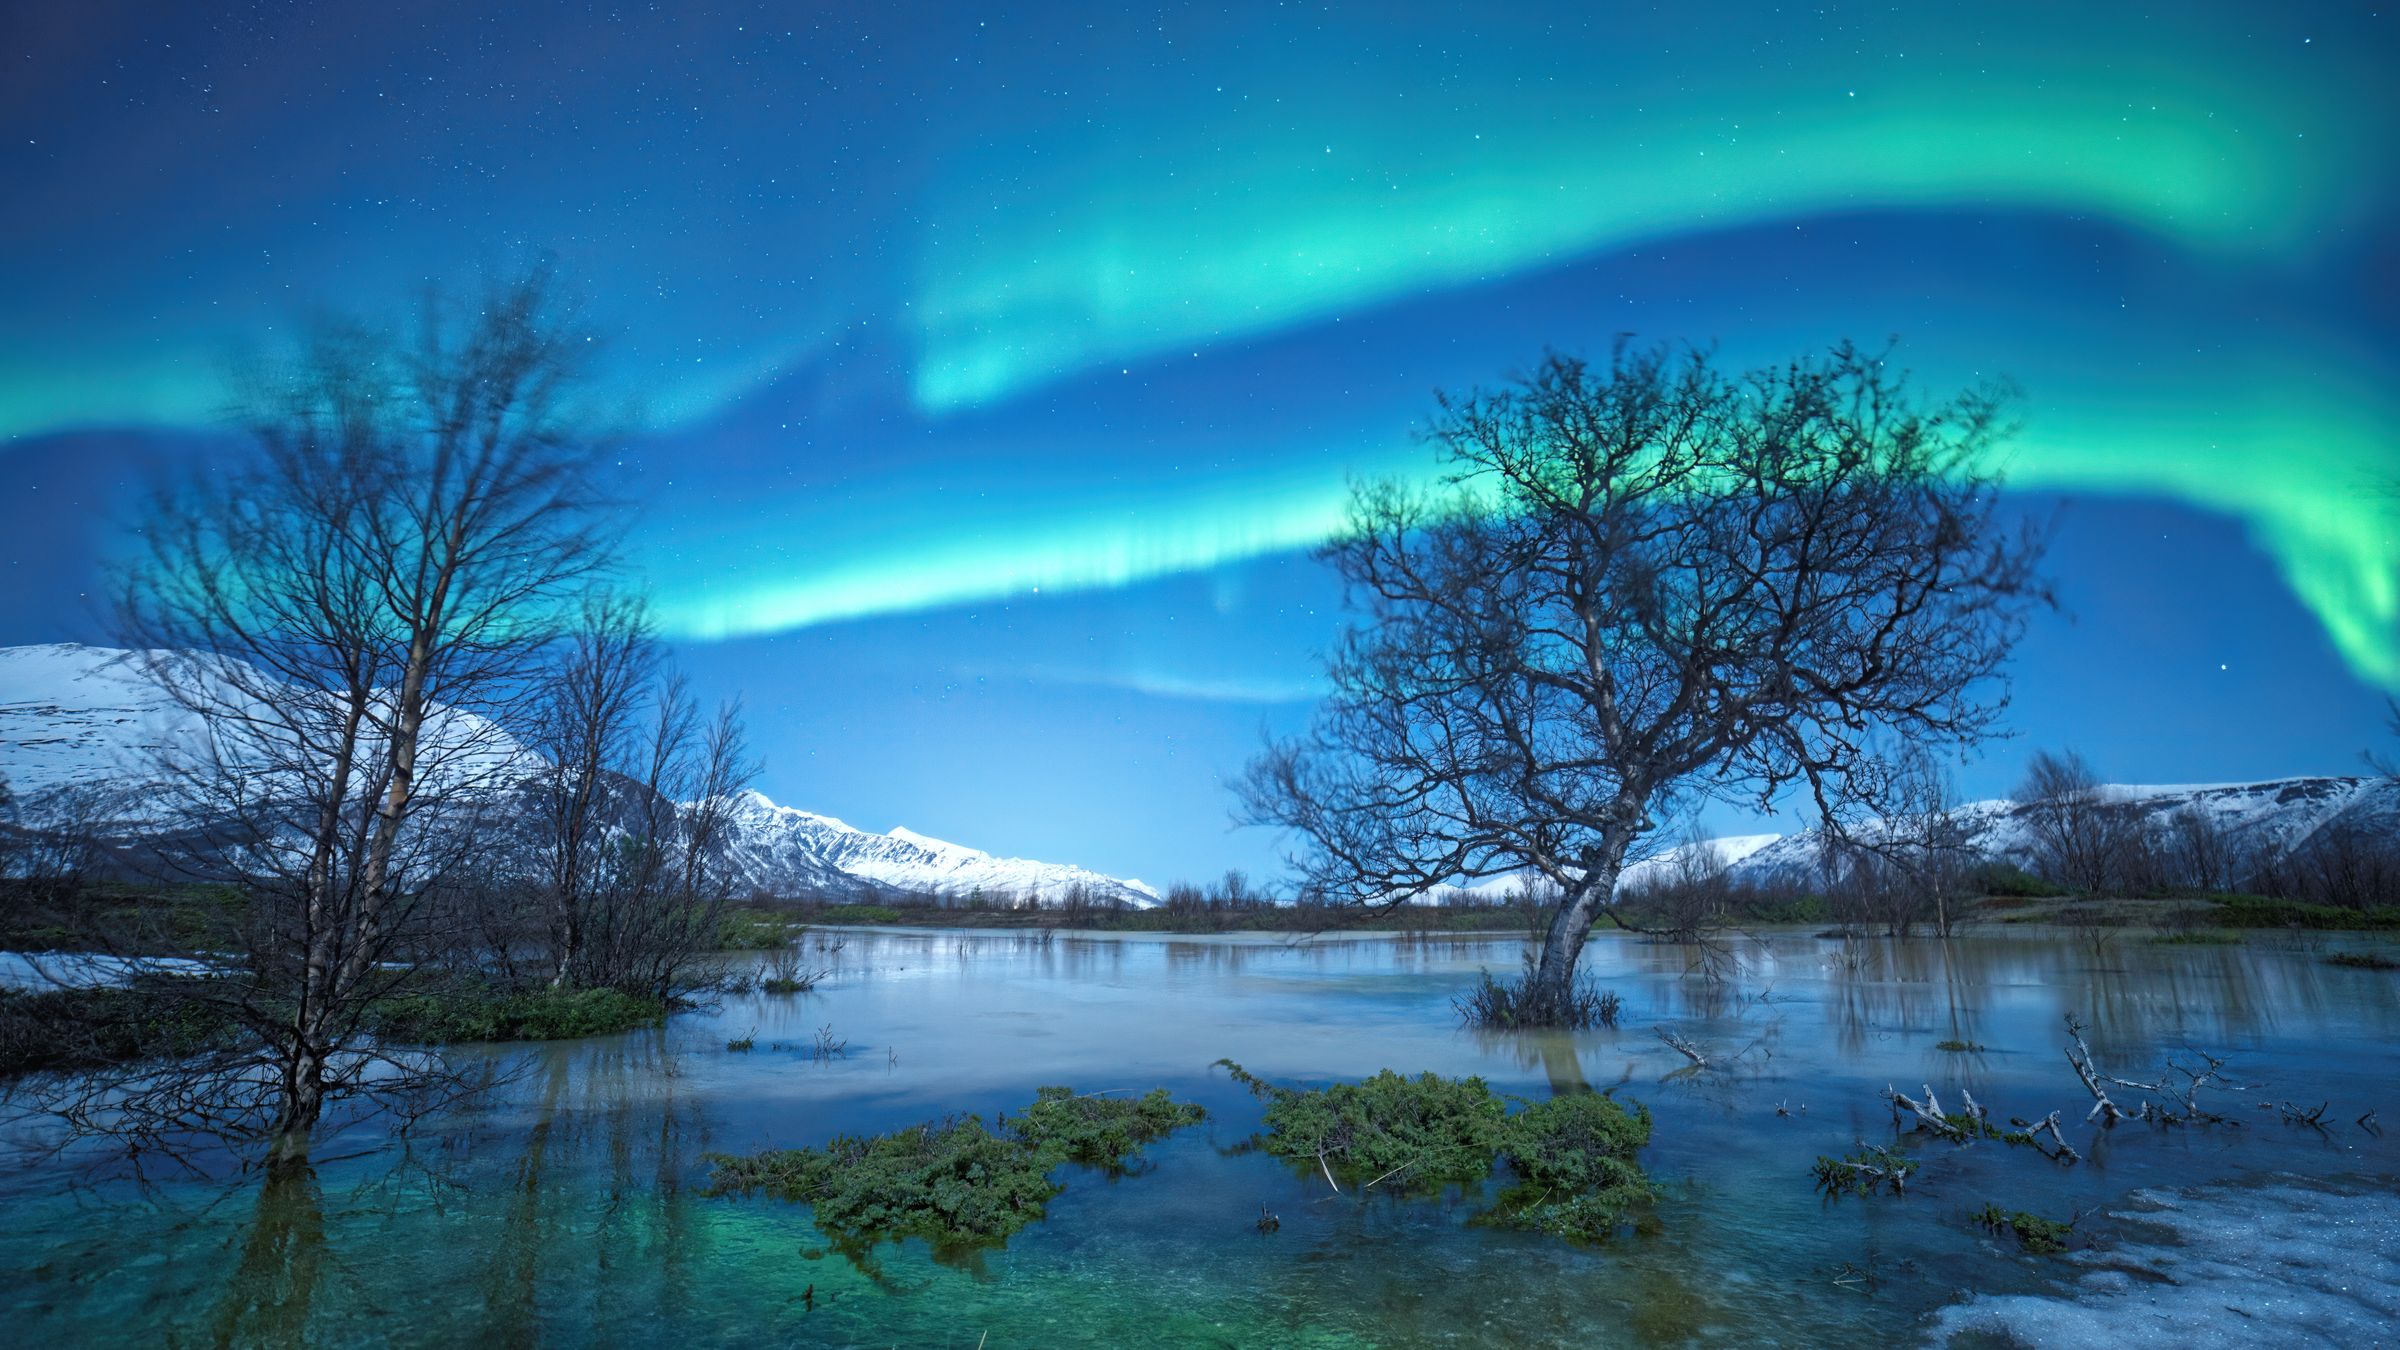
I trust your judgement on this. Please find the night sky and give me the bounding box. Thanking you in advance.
[3,2,2395,887]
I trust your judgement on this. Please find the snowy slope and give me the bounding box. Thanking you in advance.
[716,792,1157,907]
[0,643,1156,907]
[1690,777,2400,888]
[0,644,192,796]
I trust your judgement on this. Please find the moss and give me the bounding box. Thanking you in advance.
[1220,1061,1655,1241]
[1974,1203,2072,1254]
[706,1085,1206,1255]
[365,985,664,1044]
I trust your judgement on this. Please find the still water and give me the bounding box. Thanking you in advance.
[3,927,2396,1346]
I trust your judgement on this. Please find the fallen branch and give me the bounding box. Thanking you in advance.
[1657,1028,1709,1068]
[2064,1015,2142,1125]
[1886,1083,1972,1141]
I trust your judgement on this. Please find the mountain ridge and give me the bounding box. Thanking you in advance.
[0,643,1158,908]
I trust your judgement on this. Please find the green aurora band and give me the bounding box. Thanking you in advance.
[5,4,2392,685]
[650,5,2400,683]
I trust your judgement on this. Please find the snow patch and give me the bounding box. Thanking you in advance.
[1925,1178,2400,1347]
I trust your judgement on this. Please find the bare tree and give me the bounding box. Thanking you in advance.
[2013,749,2125,894]
[102,261,619,1169]
[1240,342,2048,1019]
[560,676,759,999]
[524,592,661,986]
[2161,804,2234,894]
[1835,743,1981,936]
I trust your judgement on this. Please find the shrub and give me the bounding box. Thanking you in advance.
[2210,895,2400,931]
[706,1085,1206,1254]
[1812,1144,1916,1197]
[710,1116,1060,1252]
[1974,1203,2072,1254]
[1220,1060,1655,1240]
[2327,950,2400,971]
[1488,1091,1656,1240]
[1454,966,1621,1030]
[1008,1086,1206,1171]
[717,907,795,950]
[0,980,241,1076]
[366,985,664,1044]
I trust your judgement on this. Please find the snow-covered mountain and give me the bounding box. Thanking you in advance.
[1693,777,2400,890]
[714,793,1156,907]
[0,643,1156,908]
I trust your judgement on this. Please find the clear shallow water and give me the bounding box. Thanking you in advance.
[2,927,2395,1347]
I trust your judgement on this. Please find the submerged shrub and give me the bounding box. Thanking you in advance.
[706,1085,1206,1254]
[1454,966,1622,1030]
[1248,1066,1508,1190]
[1973,1202,2072,1254]
[366,985,664,1044]
[710,1115,1061,1251]
[1812,1144,1916,1197]
[1488,1091,1657,1240]
[1219,1060,1655,1240]
[1008,1086,1206,1171]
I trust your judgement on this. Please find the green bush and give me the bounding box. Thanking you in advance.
[1220,1061,1655,1240]
[707,1085,1206,1254]
[1974,1202,2072,1254]
[366,985,664,1044]
[1488,1091,1657,1240]
[1008,1086,1205,1171]
[1239,1065,1507,1191]
[711,1116,1059,1252]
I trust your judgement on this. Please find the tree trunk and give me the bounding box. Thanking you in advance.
[1526,835,1631,1010]
[269,1038,328,1171]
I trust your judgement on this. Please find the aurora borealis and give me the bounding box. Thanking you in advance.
[3,1,2396,880]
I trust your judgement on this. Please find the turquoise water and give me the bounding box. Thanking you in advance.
[2,927,2395,1346]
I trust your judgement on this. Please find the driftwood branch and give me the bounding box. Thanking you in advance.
[1656,1028,1709,1068]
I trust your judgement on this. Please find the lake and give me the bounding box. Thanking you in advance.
[3,925,2396,1346]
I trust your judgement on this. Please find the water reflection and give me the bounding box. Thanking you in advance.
[207,1162,325,1350]
[0,925,2392,1347]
